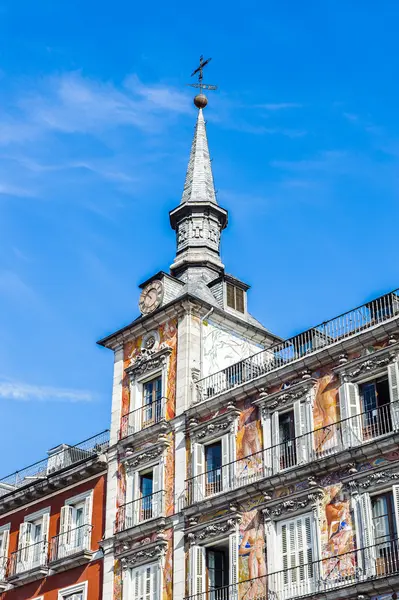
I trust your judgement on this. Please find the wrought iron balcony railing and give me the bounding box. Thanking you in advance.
[185,401,398,505]
[50,524,92,562]
[119,399,166,439]
[184,538,399,600]
[0,430,109,498]
[195,289,399,403]
[8,539,48,577]
[116,490,165,532]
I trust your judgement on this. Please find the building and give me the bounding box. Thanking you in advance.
[97,84,399,600]
[0,430,109,600]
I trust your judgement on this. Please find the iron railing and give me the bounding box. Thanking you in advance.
[119,398,166,439]
[50,524,92,562]
[195,289,399,403]
[184,539,399,600]
[185,401,399,504]
[8,539,48,577]
[0,430,109,498]
[116,490,165,532]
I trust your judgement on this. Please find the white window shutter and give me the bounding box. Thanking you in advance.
[388,361,399,429]
[221,435,230,491]
[294,401,311,464]
[41,512,50,563]
[229,530,239,587]
[59,505,73,553]
[278,514,314,594]
[261,409,272,475]
[359,493,376,576]
[265,520,277,575]
[271,411,280,474]
[152,464,162,517]
[392,485,399,537]
[18,522,31,566]
[338,382,362,447]
[192,443,204,502]
[189,545,205,597]
[0,529,9,559]
[83,495,92,549]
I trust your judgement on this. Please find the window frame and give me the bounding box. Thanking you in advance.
[225,282,246,314]
[124,561,160,600]
[57,580,88,600]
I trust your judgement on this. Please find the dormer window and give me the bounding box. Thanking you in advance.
[226,283,245,313]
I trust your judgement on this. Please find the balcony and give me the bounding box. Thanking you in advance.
[184,539,399,600]
[119,399,166,441]
[116,490,165,533]
[8,540,48,584]
[0,430,109,511]
[196,289,399,403]
[185,401,399,506]
[49,524,93,572]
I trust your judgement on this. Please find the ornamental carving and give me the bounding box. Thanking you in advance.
[126,345,172,381]
[348,470,399,492]
[189,408,240,442]
[260,381,316,417]
[119,540,168,568]
[124,441,167,470]
[186,513,242,546]
[263,491,324,520]
[343,355,392,381]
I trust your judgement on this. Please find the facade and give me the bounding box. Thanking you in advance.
[0,430,109,600]
[97,90,399,600]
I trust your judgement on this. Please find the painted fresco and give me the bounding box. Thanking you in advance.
[165,431,175,517]
[319,483,355,579]
[313,374,340,455]
[203,320,262,378]
[114,559,122,600]
[236,400,263,483]
[163,528,173,600]
[122,318,178,424]
[115,461,126,532]
[238,510,267,598]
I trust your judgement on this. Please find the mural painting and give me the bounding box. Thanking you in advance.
[238,510,267,599]
[320,483,355,579]
[114,559,122,600]
[165,431,175,517]
[313,374,340,455]
[163,528,173,600]
[236,400,263,484]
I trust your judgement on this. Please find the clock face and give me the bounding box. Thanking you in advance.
[139,280,164,315]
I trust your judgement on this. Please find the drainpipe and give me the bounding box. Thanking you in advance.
[200,307,214,379]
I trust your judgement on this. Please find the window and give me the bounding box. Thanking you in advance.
[278,411,296,470]
[271,401,312,474]
[206,543,229,592]
[0,525,10,579]
[56,493,92,560]
[205,442,222,496]
[142,376,162,428]
[226,283,245,313]
[124,465,162,528]
[16,509,49,573]
[359,377,392,438]
[278,514,314,592]
[140,471,154,520]
[190,536,237,597]
[371,492,399,576]
[130,563,158,600]
[58,581,87,600]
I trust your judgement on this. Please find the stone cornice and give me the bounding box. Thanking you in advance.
[125,345,172,381]
[262,488,324,520]
[122,436,170,471]
[185,508,242,546]
[346,467,399,493]
[334,343,399,383]
[187,404,240,442]
[119,536,168,567]
[254,378,317,414]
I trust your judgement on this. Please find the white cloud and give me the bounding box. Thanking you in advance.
[0,379,94,402]
[255,102,302,111]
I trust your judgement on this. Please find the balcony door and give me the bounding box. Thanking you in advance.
[142,376,162,428]
[278,514,315,599]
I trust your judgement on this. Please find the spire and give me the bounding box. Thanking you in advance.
[169,59,228,282]
[180,108,217,205]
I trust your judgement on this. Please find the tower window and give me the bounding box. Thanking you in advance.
[226,283,245,313]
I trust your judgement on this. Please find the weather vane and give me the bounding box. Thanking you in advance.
[188,55,217,109]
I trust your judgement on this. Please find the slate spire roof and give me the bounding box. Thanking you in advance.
[180,108,217,205]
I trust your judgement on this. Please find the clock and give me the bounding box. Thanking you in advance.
[139,280,164,315]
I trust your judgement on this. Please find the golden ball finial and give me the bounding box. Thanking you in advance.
[194,93,208,109]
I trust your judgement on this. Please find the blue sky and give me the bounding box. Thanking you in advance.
[1,0,399,475]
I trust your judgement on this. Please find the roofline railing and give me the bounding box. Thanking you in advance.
[195,288,399,403]
[0,430,109,497]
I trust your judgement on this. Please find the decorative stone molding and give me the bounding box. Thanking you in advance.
[186,512,242,546]
[347,470,399,492]
[336,346,399,383]
[262,490,324,520]
[258,379,316,416]
[125,344,172,381]
[123,438,169,471]
[119,539,168,568]
[189,407,240,443]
